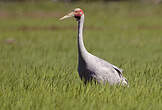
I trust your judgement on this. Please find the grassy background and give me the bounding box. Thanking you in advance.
[0,2,162,110]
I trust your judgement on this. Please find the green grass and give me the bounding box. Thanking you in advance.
[0,1,162,110]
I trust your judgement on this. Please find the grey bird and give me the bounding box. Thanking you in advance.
[60,8,128,86]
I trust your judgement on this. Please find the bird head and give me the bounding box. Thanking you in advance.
[60,8,84,21]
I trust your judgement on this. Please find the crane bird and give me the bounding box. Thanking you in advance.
[60,8,128,86]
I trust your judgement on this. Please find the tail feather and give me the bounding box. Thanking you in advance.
[121,77,129,87]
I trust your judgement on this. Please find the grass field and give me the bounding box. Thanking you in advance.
[0,1,162,110]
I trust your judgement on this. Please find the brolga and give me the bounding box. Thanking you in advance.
[60,8,128,86]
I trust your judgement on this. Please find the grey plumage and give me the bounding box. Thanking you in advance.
[77,14,128,86]
[60,8,128,86]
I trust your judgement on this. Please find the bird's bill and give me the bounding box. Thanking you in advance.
[59,12,74,20]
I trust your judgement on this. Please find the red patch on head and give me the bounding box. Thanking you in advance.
[75,9,84,17]
[80,9,84,15]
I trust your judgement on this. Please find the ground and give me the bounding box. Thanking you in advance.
[0,2,161,110]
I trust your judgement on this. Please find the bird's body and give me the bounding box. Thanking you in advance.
[60,8,128,86]
[78,51,125,85]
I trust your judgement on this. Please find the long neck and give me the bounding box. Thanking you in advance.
[78,15,88,61]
